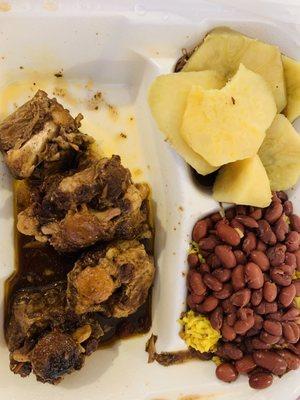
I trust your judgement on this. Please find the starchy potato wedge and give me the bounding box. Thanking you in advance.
[183,27,286,112]
[148,70,225,175]
[213,155,272,207]
[180,64,277,166]
[258,114,300,190]
[282,55,300,122]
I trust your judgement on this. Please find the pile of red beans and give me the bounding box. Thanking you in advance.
[187,192,300,389]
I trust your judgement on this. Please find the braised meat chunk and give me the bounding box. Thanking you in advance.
[67,240,155,317]
[0,90,93,179]
[17,155,150,252]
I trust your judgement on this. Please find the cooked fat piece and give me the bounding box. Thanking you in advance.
[181,65,276,166]
[0,90,93,178]
[183,27,286,112]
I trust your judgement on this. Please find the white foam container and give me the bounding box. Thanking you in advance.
[0,1,300,399]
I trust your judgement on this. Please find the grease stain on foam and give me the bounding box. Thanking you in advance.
[0,2,10,12]
[43,0,58,11]
[179,395,216,400]
[0,69,148,182]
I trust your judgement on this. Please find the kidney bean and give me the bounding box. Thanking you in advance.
[274,215,289,242]
[294,249,300,271]
[276,191,288,202]
[222,299,236,314]
[211,212,222,222]
[245,262,264,289]
[231,219,245,236]
[294,279,300,296]
[263,282,277,302]
[231,288,251,308]
[237,307,253,320]
[215,245,236,269]
[267,244,286,267]
[235,215,258,228]
[235,355,256,374]
[216,363,238,383]
[249,371,273,390]
[231,265,245,291]
[187,253,199,268]
[254,302,266,315]
[192,220,208,242]
[285,252,297,270]
[199,235,220,251]
[290,214,300,232]
[223,343,243,360]
[270,266,292,287]
[258,220,276,245]
[209,307,223,331]
[276,349,300,370]
[251,289,263,306]
[187,293,204,309]
[286,231,300,252]
[236,205,247,214]
[283,200,293,215]
[225,208,235,221]
[265,302,278,314]
[226,313,237,327]
[282,322,300,343]
[242,232,257,254]
[279,284,296,307]
[188,270,206,295]
[212,268,231,283]
[250,250,270,271]
[256,240,267,252]
[253,314,264,330]
[206,254,221,269]
[234,315,255,335]
[203,273,223,292]
[216,221,241,246]
[233,250,246,265]
[197,296,219,313]
[264,201,283,224]
[213,283,233,300]
[252,338,271,350]
[222,321,236,341]
[267,312,282,321]
[260,331,281,345]
[281,307,300,321]
[199,263,210,274]
[249,208,262,220]
[253,350,287,376]
[288,342,300,356]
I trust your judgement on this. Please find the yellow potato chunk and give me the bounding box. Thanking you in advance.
[181,64,277,166]
[258,114,300,190]
[148,71,225,175]
[183,27,286,112]
[213,155,272,207]
[282,55,300,122]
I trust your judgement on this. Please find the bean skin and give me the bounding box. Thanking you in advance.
[216,363,238,383]
[249,371,273,390]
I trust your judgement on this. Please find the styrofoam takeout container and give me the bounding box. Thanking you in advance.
[0,1,299,399]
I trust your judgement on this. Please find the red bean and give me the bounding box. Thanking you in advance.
[256,240,267,252]
[203,273,223,292]
[283,201,293,216]
[245,262,264,289]
[235,215,258,228]
[253,350,287,376]
[249,208,262,220]
[206,254,221,269]
[252,338,272,350]
[242,232,257,253]
[192,219,208,242]
[263,282,277,302]
[216,221,241,246]
[276,349,300,370]
[264,201,283,224]
[213,283,233,300]
[209,307,223,331]
[276,191,288,202]
[290,214,300,232]
[286,231,300,252]
[231,265,245,291]
[260,331,281,345]
[281,307,300,321]
[294,249,300,271]
[251,289,263,306]
[270,266,292,287]
[274,215,289,242]
[257,220,276,245]
[215,245,236,269]
[211,212,222,222]
[285,252,297,269]
[221,343,243,360]
[187,253,199,267]
[250,250,270,271]
[235,355,256,374]
[187,293,204,309]
[198,263,210,274]
[212,268,231,283]
[249,371,273,389]
[279,284,296,307]
[231,288,251,308]
[188,270,206,295]
[199,235,220,251]
[267,244,286,267]
[233,250,246,265]
[197,296,219,313]
[226,313,237,327]
[234,315,254,335]
[222,322,236,341]
[216,363,238,383]
[294,279,300,296]
[282,322,300,343]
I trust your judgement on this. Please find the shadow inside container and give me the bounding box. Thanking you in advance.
[189,166,219,196]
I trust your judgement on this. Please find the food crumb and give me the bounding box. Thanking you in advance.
[178,206,184,211]
[231,96,235,104]
[54,71,63,78]
[19,66,24,70]
[108,104,119,120]
[119,132,127,139]
[129,116,135,122]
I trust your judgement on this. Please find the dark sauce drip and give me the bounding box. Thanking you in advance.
[4,182,152,345]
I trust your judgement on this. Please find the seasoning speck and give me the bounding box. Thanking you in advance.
[19,66,24,70]
[54,71,63,78]
[231,97,235,105]
[120,132,127,139]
